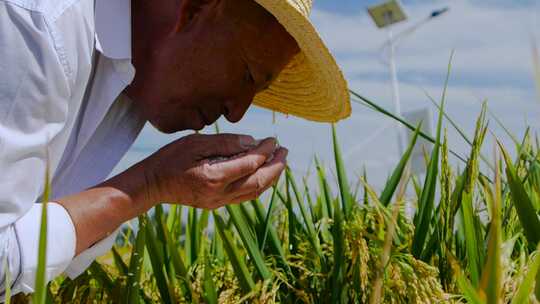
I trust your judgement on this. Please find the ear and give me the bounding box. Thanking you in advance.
[174,0,214,32]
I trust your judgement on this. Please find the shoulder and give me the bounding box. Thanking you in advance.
[0,0,89,21]
[1,0,95,85]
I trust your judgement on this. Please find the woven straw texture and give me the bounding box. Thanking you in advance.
[253,0,351,123]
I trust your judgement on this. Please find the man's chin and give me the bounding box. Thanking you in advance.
[150,120,205,134]
[150,121,182,134]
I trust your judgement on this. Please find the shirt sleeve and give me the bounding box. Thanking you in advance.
[0,2,76,297]
[65,228,121,278]
[9,203,76,296]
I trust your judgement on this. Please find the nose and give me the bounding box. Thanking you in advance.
[223,94,254,123]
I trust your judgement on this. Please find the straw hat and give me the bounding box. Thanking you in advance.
[252,0,351,123]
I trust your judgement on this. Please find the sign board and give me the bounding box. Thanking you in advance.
[403,108,433,175]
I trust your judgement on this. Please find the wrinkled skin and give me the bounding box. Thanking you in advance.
[144,134,287,209]
[123,0,300,210]
[127,0,300,133]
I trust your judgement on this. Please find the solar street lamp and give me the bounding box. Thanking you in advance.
[367,1,449,156]
[368,1,408,155]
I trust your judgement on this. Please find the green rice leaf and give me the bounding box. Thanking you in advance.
[285,168,323,259]
[33,162,51,304]
[370,199,402,304]
[479,154,503,303]
[362,168,369,205]
[285,177,298,253]
[125,215,147,304]
[226,205,272,280]
[332,124,353,218]
[412,52,453,258]
[88,262,114,296]
[210,225,225,262]
[512,244,540,304]
[166,205,178,233]
[460,191,482,287]
[240,204,257,230]
[259,185,278,251]
[45,285,54,304]
[460,109,489,287]
[330,198,345,304]
[144,214,174,304]
[213,211,255,293]
[250,199,292,277]
[154,205,167,246]
[186,208,198,266]
[3,256,11,304]
[379,122,422,206]
[450,252,484,304]
[457,275,484,304]
[111,246,128,276]
[160,213,191,299]
[315,156,333,218]
[302,177,318,220]
[499,142,540,250]
[202,255,218,304]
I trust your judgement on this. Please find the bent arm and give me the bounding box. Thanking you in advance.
[56,159,154,256]
[0,151,154,300]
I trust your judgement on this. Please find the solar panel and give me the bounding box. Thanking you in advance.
[367,0,408,28]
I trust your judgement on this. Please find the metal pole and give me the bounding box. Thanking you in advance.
[386,22,404,155]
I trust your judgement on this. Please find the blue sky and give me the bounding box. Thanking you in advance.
[316,0,539,13]
[114,0,540,190]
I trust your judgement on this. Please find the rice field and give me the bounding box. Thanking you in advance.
[8,60,540,304]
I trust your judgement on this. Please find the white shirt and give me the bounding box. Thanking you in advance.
[0,0,145,297]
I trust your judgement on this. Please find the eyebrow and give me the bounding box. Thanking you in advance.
[265,73,274,83]
[243,61,254,81]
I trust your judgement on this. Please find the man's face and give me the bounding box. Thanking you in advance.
[127,0,300,133]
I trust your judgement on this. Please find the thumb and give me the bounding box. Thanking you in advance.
[196,133,257,158]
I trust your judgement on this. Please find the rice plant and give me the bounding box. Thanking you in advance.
[8,59,540,303]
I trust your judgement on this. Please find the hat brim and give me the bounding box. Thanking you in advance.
[252,0,351,123]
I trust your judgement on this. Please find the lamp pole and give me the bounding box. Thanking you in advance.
[386,19,404,154]
[379,7,449,154]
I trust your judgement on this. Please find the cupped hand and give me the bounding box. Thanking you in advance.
[143,133,288,209]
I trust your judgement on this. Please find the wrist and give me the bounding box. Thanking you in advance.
[99,161,158,217]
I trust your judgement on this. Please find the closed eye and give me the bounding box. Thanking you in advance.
[244,66,255,85]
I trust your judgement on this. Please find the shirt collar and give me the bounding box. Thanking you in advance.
[95,0,132,60]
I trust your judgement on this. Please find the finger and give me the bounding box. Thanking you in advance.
[196,194,250,210]
[209,138,278,182]
[193,133,257,158]
[228,177,281,204]
[225,147,288,197]
[229,193,260,205]
[215,189,271,207]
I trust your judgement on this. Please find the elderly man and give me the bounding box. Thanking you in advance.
[0,0,349,298]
